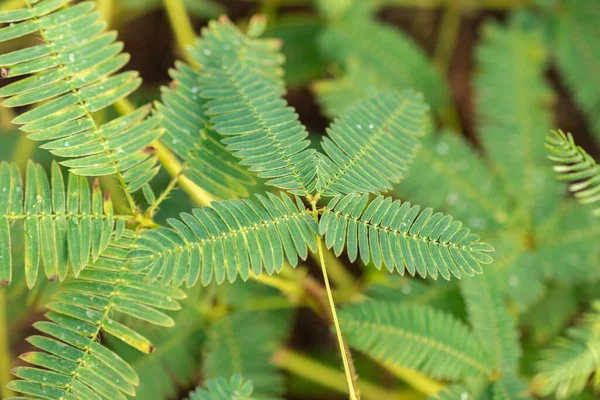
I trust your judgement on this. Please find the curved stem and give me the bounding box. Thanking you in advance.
[312,202,360,400]
[114,98,216,208]
[163,0,198,66]
[272,349,414,400]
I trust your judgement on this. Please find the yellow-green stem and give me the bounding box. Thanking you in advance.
[250,273,303,299]
[100,176,130,216]
[0,289,15,398]
[273,349,411,400]
[381,361,445,397]
[163,0,198,66]
[96,0,114,26]
[0,0,22,11]
[312,202,359,400]
[434,4,461,74]
[114,98,216,208]
[310,247,359,301]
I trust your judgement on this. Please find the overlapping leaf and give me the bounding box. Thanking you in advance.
[130,193,318,287]
[316,90,428,197]
[475,16,560,227]
[0,161,125,287]
[395,130,509,231]
[553,0,600,140]
[546,130,600,215]
[340,301,492,380]
[0,0,161,193]
[320,194,494,280]
[187,375,255,400]
[156,61,257,200]
[203,310,290,400]
[316,14,449,115]
[8,230,187,400]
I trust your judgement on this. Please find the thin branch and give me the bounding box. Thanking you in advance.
[163,0,198,66]
[312,201,360,400]
[272,349,420,400]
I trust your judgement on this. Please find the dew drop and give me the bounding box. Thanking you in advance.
[436,141,449,155]
[446,193,458,206]
[68,54,75,62]
[64,142,69,147]
[460,393,469,400]
[356,124,362,129]
[368,124,374,129]
[203,49,212,56]
[401,284,412,294]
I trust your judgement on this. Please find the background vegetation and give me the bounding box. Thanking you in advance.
[1,0,599,399]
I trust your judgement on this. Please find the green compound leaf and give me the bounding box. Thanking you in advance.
[8,230,187,400]
[546,130,600,216]
[0,161,126,288]
[319,194,494,280]
[0,1,161,193]
[316,90,429,197]
[340,301,493,380]
[130,193,318,287]
[187,375,255,400]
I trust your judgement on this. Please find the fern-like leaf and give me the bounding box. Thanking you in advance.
[107,304,205,400]
[8,230,187,400]
[156,61,257,199]
[339,301,492,380]
[203,310,290,400]
[0,1,161,193]
[0,161,126,287]
[394,130,510,231]
[317,14,449,114]
[319,194,494,280]
[188,18,317,196]
[534,301,600,399]
[130,192,318,287]
[554,0,600,139]
[546,130,600,215]
[316,90,428,197]
[460,267,521,372]
[187,375,255,400]
[475,16,559,226]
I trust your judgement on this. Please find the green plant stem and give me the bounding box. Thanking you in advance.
[273,349,411,400]
[152,140,216,207]
[163,0,198,66]
[381,361,445,397]
[434,4,461,73]
[310,248,360,301]
[311,202,360,400]
[0,0,22,11]
[96,0,114,25]
[0,289,15,399]
[114,98,216,208]
[250,273,303,298]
